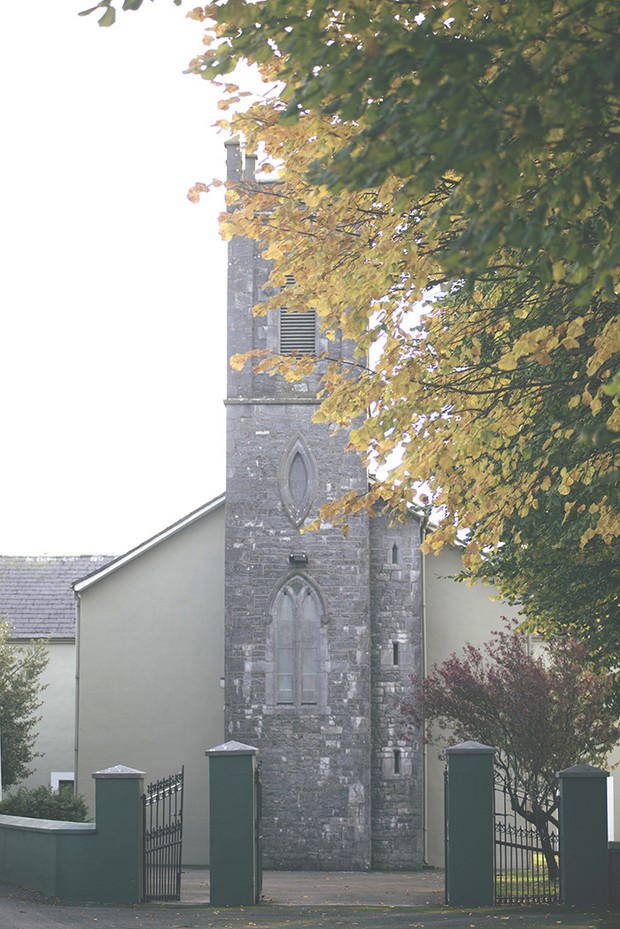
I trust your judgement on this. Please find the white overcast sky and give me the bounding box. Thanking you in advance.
[0,2,230,555]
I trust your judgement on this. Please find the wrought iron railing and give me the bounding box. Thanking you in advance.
[494,776,560,905]
[143,767,184,902]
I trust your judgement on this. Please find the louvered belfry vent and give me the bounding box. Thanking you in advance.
[279,308,317,355]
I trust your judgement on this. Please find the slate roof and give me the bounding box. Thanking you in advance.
[0,555,115,639]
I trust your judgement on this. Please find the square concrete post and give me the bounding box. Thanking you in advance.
[557,763,609,907]
[445,741,496,907]
[90,765,145,904]
[206,740,260,906]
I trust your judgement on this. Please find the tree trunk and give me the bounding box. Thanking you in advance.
[510,795,559,883]
[536,824,559,882]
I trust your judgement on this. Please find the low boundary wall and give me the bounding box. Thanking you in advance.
[0,764,144,904]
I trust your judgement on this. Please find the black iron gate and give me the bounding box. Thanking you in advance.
[143,767,184,901]
[494,775,560,905]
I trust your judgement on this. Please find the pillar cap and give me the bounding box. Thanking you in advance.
[556,763,609,779]
[446,740,496,755]
[92,764,146,779]
[206,740,258,757]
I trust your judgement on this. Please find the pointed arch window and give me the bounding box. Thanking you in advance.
[271,576,326,705]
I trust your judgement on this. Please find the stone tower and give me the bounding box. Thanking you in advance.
[224,142,423,870]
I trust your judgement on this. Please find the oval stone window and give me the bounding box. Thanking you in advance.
[279,435,317,527]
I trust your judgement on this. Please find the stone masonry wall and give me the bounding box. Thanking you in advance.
[369,512,424,869]
[225,401,372,869]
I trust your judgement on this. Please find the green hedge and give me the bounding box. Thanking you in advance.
[0,785,90,822]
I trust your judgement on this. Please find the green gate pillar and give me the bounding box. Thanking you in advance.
[557,764,609,907]
[206,740,260,906]
[445,741,496,907]
[90,765,145,904]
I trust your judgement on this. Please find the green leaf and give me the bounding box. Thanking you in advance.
[78,2,106,15]
[99,6,116,26]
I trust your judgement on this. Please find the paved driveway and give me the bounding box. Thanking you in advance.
[1,878,617,929]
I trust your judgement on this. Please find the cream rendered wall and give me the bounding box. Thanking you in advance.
[18,641,76,790]
[424,545,620,865]
[424,547,515,865]
[75,506,225,865]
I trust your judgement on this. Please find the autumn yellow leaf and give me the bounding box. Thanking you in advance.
[497,353,518,371]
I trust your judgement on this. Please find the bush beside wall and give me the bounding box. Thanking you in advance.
[0,786,89,822]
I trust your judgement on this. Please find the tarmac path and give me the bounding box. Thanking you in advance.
[0,873,617,929]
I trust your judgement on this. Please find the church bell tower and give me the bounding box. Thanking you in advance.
[223,141,423,870]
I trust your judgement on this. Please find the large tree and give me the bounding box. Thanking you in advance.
[84,1,620,670]
[198,0,620,296]
[193,0,619,670]
[0,623,49,790]
[403,622,619,878]
[195,101,618,675]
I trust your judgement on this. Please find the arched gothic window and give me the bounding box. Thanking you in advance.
[270,575,326,706]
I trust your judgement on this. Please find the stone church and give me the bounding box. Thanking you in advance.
[74,142,548,871]
[224,141,423,870]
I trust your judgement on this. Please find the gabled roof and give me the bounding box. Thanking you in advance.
[73,494,226,593]
[0,555,115,639]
